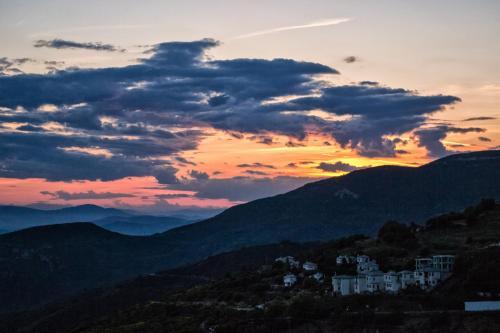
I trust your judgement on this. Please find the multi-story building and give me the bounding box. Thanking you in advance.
[399,270,415,289]
[384,271,402,293]
[415,255,455,289]
[366,271,384,293]
[354,274,367,294]
[332,275,356,296]
[432,255,455,272]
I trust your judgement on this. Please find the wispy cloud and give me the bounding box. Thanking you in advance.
[34,39,125,52]
[233,17,352,40]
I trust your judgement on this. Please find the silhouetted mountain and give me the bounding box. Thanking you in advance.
[0,151,499,313]
[94,215,196,235]
[0,204,130,231]
[0,223,177,312]
[159,150,500,252]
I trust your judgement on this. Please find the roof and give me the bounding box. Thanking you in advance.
[333,275,356,279]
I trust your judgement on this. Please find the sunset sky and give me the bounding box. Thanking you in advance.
[0,0,499,214]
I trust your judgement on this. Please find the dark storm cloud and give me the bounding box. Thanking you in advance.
[175,156,197,166]
[274,85,461,156]
[243,170,268,176]
[343,56,358,63]
[40,190,135,200]
[189,170,210,181]
[0,131,182,183]
[0,57,35,75]
[414,126,485,157]
[359,81,378,86]
[44,60,65,66]
[248,135,274,145]
[15,124,45,132]
[155,193,191,199]
[317,161,364,172]
[237,162,276,169]
[463,116,496,122]
[285,141,306,147]
[0,38,461,191]
[34,39,125,52]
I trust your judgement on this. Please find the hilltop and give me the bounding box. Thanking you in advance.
[2,200,500,333]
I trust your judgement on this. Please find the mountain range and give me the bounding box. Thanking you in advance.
[0,204,196,236]
[0,150,499,312]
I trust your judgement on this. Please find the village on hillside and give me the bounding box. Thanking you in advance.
[277,253,455,296]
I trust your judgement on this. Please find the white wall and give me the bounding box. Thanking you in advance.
[465,301,500,312]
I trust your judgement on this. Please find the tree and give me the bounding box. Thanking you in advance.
[377,221,417,248]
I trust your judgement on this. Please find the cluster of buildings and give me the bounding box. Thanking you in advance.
[333,254,455,295]
[276,256,324,287]
[278,253,455,296]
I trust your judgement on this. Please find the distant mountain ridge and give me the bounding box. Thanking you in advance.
[0,205,195,235]
[93,215,196,236]
[0,150,499,312]
[0,204,129,231]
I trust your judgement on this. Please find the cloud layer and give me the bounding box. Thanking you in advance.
[0,38,466,202]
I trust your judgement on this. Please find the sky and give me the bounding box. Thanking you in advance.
[0,0,499,214]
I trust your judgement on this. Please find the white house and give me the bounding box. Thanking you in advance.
[427,269,448,288]
[283,273,297,287]
[432,255,455,272]
[399,270,415,289]
[332,276,341,294]
[355,254,379,273]
[366,271,384,293]
[302,261,318,271]
[313,272,324,282]
[415,257,433,271]
[465,301,500,312]
[332,275,356,296]
[356,255,370,264]
[358,260,379,274]
[384,271,401,293]
[415,255,454,289]
[414,270,427,288]
[337,255,355,265]
[354,275,367,294]
[275,256,300,268]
